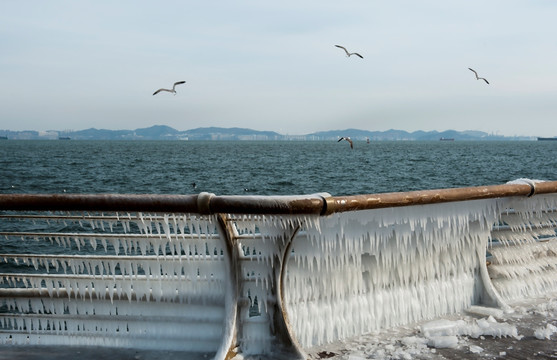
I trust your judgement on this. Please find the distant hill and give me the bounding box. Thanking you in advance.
[0,126,535,141]
[185,127,282,140]
[135,125,180,139]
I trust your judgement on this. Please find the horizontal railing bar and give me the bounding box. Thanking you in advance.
[533,181,557,195]
[0,193,327,215]
[2,208,555,221]
[488,237,555,248]
[0,214,206,221]
[0,330,222,343]
[238,257,272,262]
[0,231,220,239]
[1,252,272,264]
[0,313,218,322]
[0,273,223,281]
[0,329,219,339]
[323,182,557,214]
[3,232,285,242]
[0,288,224,303]
[1,181,557,215]
[0,254,224,262]
[491,223,557,232]
[208,194,327,215]
[499,209,557,216]
[0,194,200,213]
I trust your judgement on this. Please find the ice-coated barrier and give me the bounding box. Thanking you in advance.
[1,180,557,359]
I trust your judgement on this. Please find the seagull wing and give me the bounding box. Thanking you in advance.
[354,53,364,59]
[469,68,489,83]
[337,137,344,142]
[347,138,353,149]
[172,81,186,91]
[335,45,350,56]
[153,88,172,95]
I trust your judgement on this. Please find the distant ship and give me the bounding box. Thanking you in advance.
[0,136,7,140]
[537,137,557,141]
[58,137,71,140]
[440,137,454,141]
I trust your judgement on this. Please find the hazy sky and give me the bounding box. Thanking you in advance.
[1,1,556,136]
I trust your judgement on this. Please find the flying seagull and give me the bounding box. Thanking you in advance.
[153,81,186,95]
[338,137,353,149]
[335,45,363,59]
[468,68,489,84]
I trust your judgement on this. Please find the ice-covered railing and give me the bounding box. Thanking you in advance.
[487,193,557,303]
[1,180,557,359]
[0,211,229,353]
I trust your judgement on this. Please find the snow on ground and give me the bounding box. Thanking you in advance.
[306,293,557,360]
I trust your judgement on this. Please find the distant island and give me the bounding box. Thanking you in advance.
[0,125,538,141]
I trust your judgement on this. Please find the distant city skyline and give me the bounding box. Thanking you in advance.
[1,1,557,137]
[0,124,538,141]
[0,123,527,135]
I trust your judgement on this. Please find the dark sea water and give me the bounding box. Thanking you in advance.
[1,140,557,196]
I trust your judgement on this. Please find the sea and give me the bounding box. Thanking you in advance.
[1,140,557,196]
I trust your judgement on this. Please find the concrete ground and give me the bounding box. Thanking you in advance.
[306,298,557,360]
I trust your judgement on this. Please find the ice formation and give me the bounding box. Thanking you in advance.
[1,188,557,358]
[534,323,557,339]
[0,213,229,353]
[284,194,557,348]
[228,213,319,355]
[488,195,557,302]
[283,199,501,348]
[420,315,520,340]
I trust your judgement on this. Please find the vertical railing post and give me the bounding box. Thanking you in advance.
[213,213,306,359]
[476,245,511,310]
[277,224,307,359]
[214,213,240,360]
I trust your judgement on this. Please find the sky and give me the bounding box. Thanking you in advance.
[1,1,556,137]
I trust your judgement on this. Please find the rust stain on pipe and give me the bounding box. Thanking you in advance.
[323,183,540,215]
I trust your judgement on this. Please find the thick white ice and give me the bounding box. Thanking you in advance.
[284,193,557,349]
[0,212,230,352]
[2,189,557,357]
[488,194,557,303]
[283,200,501,348]
[534,323,557,339]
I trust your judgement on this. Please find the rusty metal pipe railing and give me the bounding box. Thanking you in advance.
[0,193,329,215]
[323,183,540,215]
[208,194,327,215]
[1,181,557,215]
[0,193,199,213]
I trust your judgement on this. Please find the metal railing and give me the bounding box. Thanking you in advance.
[3,180,557,214]
[1,180,557,359]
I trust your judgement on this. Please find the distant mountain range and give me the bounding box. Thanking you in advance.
[0,125,536,141]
